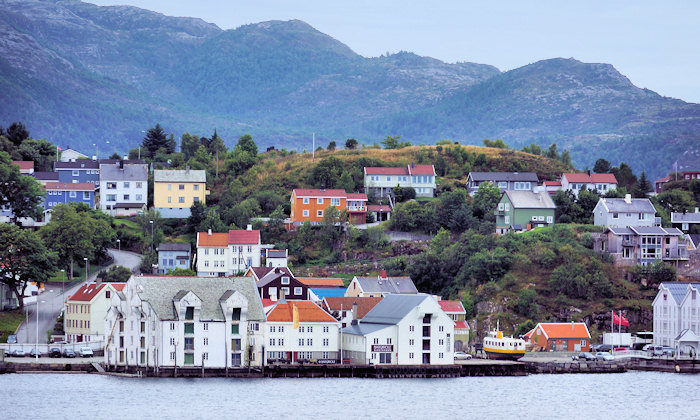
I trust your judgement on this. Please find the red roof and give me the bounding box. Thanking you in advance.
[12,161,34,171]
[266,300,337,323]
[293,189,348,198]
[228,229,260,244]
[365,167,409,175]
[323,297,384,318]
[43,182,94,191]
[438,300,466,314]
[563,173,592,183]
[409,164,436,176]
[68,282,124,302]
[590,173,617,183]
[454,321,469,330]
[655,175,671,184]
[346,193,368,201]
[367,204,393,213]
[530,323,591,340]
[563,173,617,184]
[261,299,276,307]
[196,232,228,247]
[297,277,345,287]
[544,181,562,186]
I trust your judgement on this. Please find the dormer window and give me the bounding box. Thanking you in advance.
[232,308,241,321]
[281,277,290,285]
[185,306,194,320]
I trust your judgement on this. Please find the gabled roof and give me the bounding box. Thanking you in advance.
[293,189,347,198]
[297,277,345,287]
[532,322,591,339]
[55,160,99,169]
[228,229,260,244]
[629,226,682,236]
[347,193,368,201]
[563,173,617,184]
[196,232,228,247]
[504,191,556,209]
[659,282,700,305]
[266,249,287,258]
[341,322,393,335]
[454,321,469,330]
[655,176,671,184]
[157,243,191,252]
[607,227,634,235]
[671,211,700,223]
[438,300,466,314]
[12,161,34,171]
[323,296,384,318]
[367,204,393,213]
[354,276,418,294]
[32,172,59,181]
[590,173,617,183]
[99,162,148,181]
[310,288,346,299]
[544,181,561,186]
[266,300,337,323]
[43,182,95,191]
[361,294,430,325]
[257,269,300,288]
[68,282,125,302]
[598,198,655,213]
[409,164,436,176]
[469,172,539,182]
[365,167,409,176]
[153,169,206,183]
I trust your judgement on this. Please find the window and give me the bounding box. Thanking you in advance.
[193,185,199,190]
[203,323,209,331]
[438,326,444,332]
[231,324,239,335]
[409,339,414,346]
[123,194,129,201]
[498,181,508,189]
[184,353,194,365]
[613,213,619,219]
[303,197,309,204]
[170,322,175,331]
[374,338,379,344]
[184,337,194,350]
[504,203,510,211]
[107,182,117,190]
[308,326,313,333]
[168,197,172,203]
[136,182,142,188]
[498,203,504,211]
[231,353,242,366]
[299,338,304,346]
[123,182,130,188]
[409,325,415,332]
[69,191,77,198]
[72,170,79,176]
[232,308,241,320]
[409,353,414,359]
[270,325,276,333]
[185,307,194,320]
[279,326,284,333]
[317,210,323,217]
[281,277,290,285]
[546,216,553,224]
[504,215,510,224]
[179,197,185,203]
[193,197,199,202]
[303,210,309,217]
[323,326,329,333]
[294,287,302,295]
[307,338,313,346]
[323,338,329,346]
[179,184,185,190]
[204,337,209,346]
[231,339,241,351]
[168,184,172,190]
[136,194,143,201]
[184,323,194,334]
[106,290,111,299]
[278,338,284,346]
[331,198,340,206]
[170,352,175,361]
[317,198,324,204]
[282,287,290,297]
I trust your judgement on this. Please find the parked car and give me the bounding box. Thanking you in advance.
[596,352,614,361]
[572,352,596,361]
[662,346,675,357]
[12,348,26,357]
[613,347,628,352]
[648,345,665,356]
[63,348,77,358]
[78,347,94,358]
[29,348,43,357]
[49,347,62,358]
[7,334,17,344]
[454,352,472,360]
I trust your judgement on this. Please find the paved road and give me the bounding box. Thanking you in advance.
[15,249,142,345]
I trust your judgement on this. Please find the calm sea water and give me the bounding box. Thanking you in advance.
[0,372,696,419]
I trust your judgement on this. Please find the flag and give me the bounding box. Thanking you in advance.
[612,312,629,327]
[293,304,299,330]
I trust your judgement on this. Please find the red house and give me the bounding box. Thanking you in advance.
[524,322,591,352]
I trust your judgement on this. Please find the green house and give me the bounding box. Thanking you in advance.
[495,190,556,234]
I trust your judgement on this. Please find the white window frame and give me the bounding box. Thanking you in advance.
[317,198,323,204]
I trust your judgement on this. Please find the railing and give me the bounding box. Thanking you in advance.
[347,206,366,212]
[664,248,689,260]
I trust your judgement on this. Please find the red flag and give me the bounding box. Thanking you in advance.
[613,312,630,326]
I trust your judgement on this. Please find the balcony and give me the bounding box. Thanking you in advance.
[663,247,689,260]
[347,205,367,213]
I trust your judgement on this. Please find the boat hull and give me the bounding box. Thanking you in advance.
[484,349,525,360]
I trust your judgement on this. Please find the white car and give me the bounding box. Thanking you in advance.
[12,348,26,357]
[596,352,614,361]
[79,347,94,357]
[454,352,472,360]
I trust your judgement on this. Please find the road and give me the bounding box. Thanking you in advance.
[15,249,142,345]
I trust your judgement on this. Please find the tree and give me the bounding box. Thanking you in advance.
[142,124,175,158]
[0,152,45,224]
[516,288,539,319]
[483,139,508,149]
[338,171,355,193]
[234,134,258,157]
[0,224,57,311]
[632,171,653,198]
[472,182,501,221]
[593,158,611,173]
[381,135,409,149]
[18,139,59,172]
[167,267,196,276]
[345,138,358,149]
[207,129,227,156]
[393,185,416,203]
[99,265,132,282]
[612,162,637,190]
[198,209,228,233]
[521,144,542,155]
[181,133,201,160]
[327,141,336,151]
[656,189,696,213]
[545,143,559,159]
[109,152,121,160]
[5,121,29,146]
[187,201,207,234]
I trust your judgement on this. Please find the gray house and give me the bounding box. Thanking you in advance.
[157,243,192,274]
[595,226,689,267]
[671,208,700,233]
[466,172,539,195]
[345,270,418,297]
[593,195,656,228]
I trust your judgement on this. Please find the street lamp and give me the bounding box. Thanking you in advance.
[60,269,65,301]
[36,299,45,360]
[84,257,88,281]
[149,220,154,252]
[117,239,121,251]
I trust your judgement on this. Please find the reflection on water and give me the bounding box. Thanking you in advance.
[1,372,696,420]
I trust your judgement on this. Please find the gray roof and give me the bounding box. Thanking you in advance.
[266,250,287,258]
[157,243,191,252]
[600,198,655,213]
[136,276,264,321]
[154,169,206,183]
[505,190,556,209]
[100,162,148,181]
[629,226,682,236]
[469,172,539,182]
[340,323,393,335]
[32,172,59,181]
[55,160,99,169]
[607,227,634,235]
[361,294,430,325]
[661,282,700,305]
[671,211,700,223]
[689,234,700,248]
[355,276,418,294]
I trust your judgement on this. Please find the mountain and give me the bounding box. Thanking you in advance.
[1,0,698,178]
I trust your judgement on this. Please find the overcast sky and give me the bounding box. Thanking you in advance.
[88,1,700,103]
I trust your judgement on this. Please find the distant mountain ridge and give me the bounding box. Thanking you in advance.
[1,0,698,178]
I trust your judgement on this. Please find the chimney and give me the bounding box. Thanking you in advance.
[624,194,632,204]
[119,160,124,170]
[246,224,252,231]
[279,288,286,303]
[352,302,358,322]
[587,169,591,176]
[208,229,212,236]
[95,277,102,287]
[379,270,387,280]
[186,165,190,173]
[571,321,574,331]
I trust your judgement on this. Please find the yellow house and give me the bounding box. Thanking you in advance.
[154,168,208,218]
[65,282,126,343]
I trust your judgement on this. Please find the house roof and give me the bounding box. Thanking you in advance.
[12,161,34,171]
[504,190,556,209]
[347,193,368,201]
[55,161,99,169]
[607,227,634,235]
[438,300,466,314]
[266,300,337,323]
[309,288,346,299]
[469,172,539,182]
[367,204,393,213]
[153,169,206,183]
[266,250,287,258]
[590,173,618,183]
[671,211,700,223]
[655,176,671,184]
[340,322,393,335]
[599,198,655,213]
[43,182,95,191]
[136,275,264,321]
[544,181,561,186]
[409,164,436,176]
[247,267,293,281]
[99,162,148,181]
[563,173,617,184]
[323,296,383,318]
[454,320,469,330]
[361,294,430,325]
[196,232,228,247]
[68,282,125,302]
[354,276,418,294]
[297,277,345,287]
[157,243,191,252]
[629,226,682,236]
[533,322,591,339]
[365,167,409,176]
[228,229,260,244]
[32,172,59,181]
[659,282,700,305]
[257,268,298,288]
[293,189,347,198]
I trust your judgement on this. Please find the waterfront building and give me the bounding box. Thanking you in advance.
[265,300,339,363]
[195,228,261,276]
[593,195,656,228]
[289,189,367,227]
[345,270,418,297]
[494,190,556,235]
[99,160,148,216]
[653,282,700,349]
[363,164,436,198]
[340,294,454,365]
[153,168,208,218]
[157,243,191,274]
[65,282,125,343]
[321,296,383,328]
[523,322,591,352]
[437,300,469,351]
[104,275,265,369]
[466,172,539,195]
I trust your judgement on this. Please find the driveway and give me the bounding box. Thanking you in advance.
[15,249,142,345]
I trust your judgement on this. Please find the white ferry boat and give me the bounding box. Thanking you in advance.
[483,322,526,360]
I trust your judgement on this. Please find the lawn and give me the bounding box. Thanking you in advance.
[0,311,24,343]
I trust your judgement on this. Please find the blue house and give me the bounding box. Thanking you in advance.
[54,160,100,188]
[44,182,95,210]
[157,243,192,274]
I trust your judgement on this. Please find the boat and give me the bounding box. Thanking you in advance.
[483,321,526,360]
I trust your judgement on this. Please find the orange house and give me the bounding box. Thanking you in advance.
[524,322,591,352]
[289,189,367,227]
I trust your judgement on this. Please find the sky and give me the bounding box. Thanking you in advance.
[87,1,700,103]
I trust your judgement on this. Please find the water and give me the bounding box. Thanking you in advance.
[0,372,696,419]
